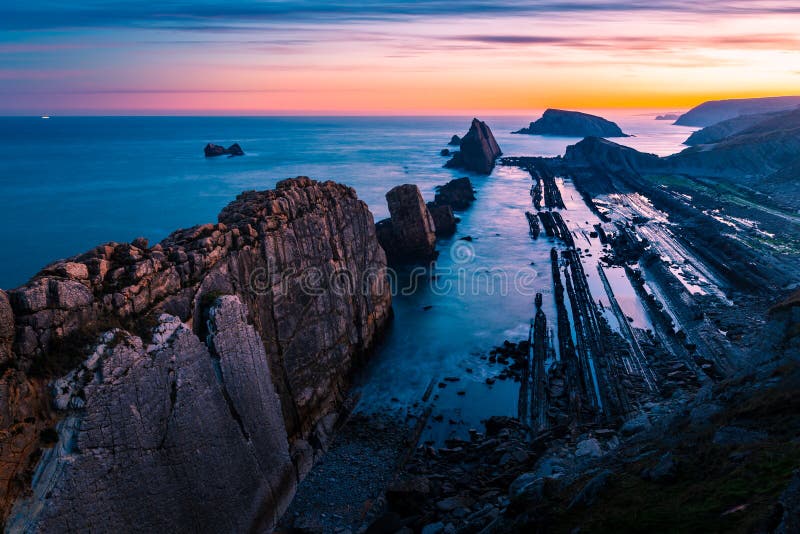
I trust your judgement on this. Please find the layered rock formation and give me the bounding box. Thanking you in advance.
[683,111,782,146]
[674,96,800,127]
[376,185,437,263]
[668,108,800,178]
[204,142,244,157]
[0,177,392,531]
[514,109,628,137]
[445,119,502,174]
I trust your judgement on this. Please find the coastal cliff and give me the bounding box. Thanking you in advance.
[0,177,392,531]
[674,96,800,127]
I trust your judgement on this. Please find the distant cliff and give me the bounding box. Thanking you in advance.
[674,96,800,127]
[0,177,392,531]
[668,108,800,177]
[683,111,783,146]
[515,109,628,137]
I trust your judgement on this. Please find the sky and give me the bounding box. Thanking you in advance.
[2,1,800,114]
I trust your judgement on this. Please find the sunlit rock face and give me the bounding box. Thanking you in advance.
[0,177,392,531]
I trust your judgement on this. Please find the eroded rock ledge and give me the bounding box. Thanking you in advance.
[0,177,392,531]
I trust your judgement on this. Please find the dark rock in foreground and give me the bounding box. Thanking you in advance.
[426,202,457,237]
[674,96,800,127]
[376,184,437,263]
[0,177,392,531]
[204,142,244,157]
[514,109,628,137]
[445,119,502,174]
[564,136,660,174]
[448,135,461,146]
[434,177,476,211]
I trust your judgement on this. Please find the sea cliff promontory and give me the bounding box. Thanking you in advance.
[0,177,392,532]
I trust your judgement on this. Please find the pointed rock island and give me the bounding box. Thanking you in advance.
[514,109,629,137]
[445,118,502,174]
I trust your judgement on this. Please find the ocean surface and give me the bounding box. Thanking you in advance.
[0,113,696,436]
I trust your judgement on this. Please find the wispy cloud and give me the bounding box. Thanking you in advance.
[5,1,800,31]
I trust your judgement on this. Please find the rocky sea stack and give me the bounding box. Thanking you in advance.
[376,184,438,264]
[204,142,244,157]
[0,177,392,532]
[515,109,629,137]
[445,119,502,174]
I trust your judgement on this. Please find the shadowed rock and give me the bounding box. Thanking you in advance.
[445,119,502,174]
[434,177,475,211]
[426,202,457,237]
[377,184,437,263]
[674,96,800,127]
[204,142,244,157]
[515,109,628,137]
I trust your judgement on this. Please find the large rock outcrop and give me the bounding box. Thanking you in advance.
[434,177,475,211]
[204,142,244,157]
[426,203,457,237]
[514,109,628,137]
[563,137,661,174]
[445,119,502,174]
[674,96,800,127]
[0,177,392,531]
[376,185,437,263]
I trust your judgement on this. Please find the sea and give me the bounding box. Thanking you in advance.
[0,113,697,435]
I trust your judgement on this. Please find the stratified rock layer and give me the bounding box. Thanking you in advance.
[446,119,502,174]
[0,177,392,531]
[376,184,437,263]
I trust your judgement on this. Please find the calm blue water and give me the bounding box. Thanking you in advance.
[0,114,696,438]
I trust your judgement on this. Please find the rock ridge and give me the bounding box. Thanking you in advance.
[0,176,392,530]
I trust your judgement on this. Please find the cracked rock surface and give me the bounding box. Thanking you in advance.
[0,177,392,531]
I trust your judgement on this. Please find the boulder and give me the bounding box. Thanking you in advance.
[434,177,475,211]
[448,135,461,146]
[426,202,457,237]
[377,184,437,263]
[445,119,502,174]
[620,413,652,436]
[575,438,603,458]
[204,142,245,157]
[514,109,628,137]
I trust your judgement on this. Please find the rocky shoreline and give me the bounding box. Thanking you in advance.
[0,177,392,531]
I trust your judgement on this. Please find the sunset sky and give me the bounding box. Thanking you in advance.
[2,1,800,114]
